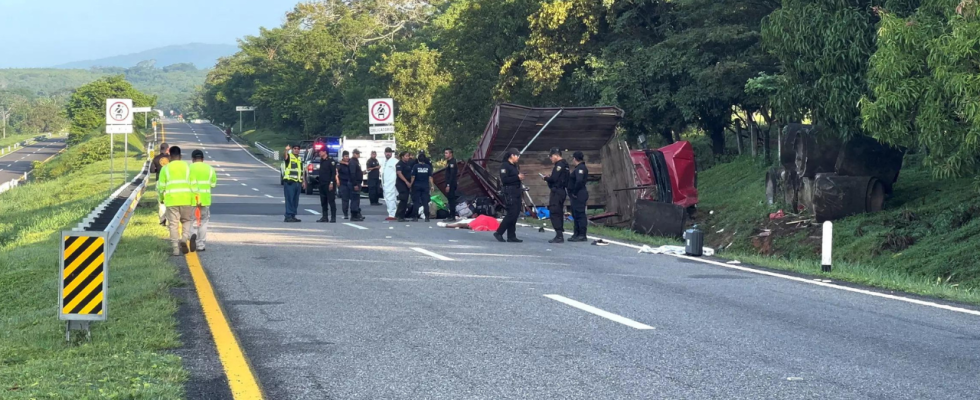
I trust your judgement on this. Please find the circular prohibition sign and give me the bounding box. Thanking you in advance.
[370,100,393,123]
[109,102,131,122]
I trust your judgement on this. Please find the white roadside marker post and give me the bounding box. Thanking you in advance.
[822,221,833,272]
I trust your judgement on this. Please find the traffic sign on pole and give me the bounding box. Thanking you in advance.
[236,106,256,112]
[133,107,152,113]
[368,98,394,125]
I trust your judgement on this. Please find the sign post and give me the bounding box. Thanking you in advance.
[106,99,133,195]
[368,98,395,139]
[236,106,256,133]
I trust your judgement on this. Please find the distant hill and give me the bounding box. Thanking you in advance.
[53,43,238,70]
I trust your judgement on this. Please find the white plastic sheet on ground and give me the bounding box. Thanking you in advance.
[637,244,715,257]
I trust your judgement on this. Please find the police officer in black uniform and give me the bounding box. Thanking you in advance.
[568,151,590,242]
[395,151,412,222]
[316,148,339,223]
[349,149,365,222]
[443,148,458,222]
[493,148,524,243]
[409,152,434,222]
[338,151,352,219]
[543,147,569,243]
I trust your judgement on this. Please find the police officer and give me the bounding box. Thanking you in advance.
[339,151,352,219]
[317,148,339,223]
[443,148,458,222]
[366,150,382,205]
[282,145,305,223]
[349,149,365,221]
[493,148,524,243]
[395,151,412,222]
[568,151,589,242]
[543,147,569,243]
[409,152,435,222]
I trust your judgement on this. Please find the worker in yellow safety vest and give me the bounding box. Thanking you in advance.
[282,144,306,222]
[157,146,196,256]
[189,149,217,252]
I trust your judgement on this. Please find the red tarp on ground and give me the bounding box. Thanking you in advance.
[469,215,500,231]
[658,141,698,208]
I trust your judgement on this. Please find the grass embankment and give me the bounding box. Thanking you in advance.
[0,135,186,397]
[239,128,299,150]
[576,152,980,304]
[0,133,43,152]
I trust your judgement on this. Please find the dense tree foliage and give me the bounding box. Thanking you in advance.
[196,0,980,187]
[861,0,980,181]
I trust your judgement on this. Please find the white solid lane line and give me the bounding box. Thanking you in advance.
[306,209,320,215]
[411,247,453,261]
[524,223,980,318]
[544,294,655,330]
[344,223,369,230]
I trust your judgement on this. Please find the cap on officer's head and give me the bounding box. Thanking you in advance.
[549,147,562,156]
[191,149,204,159]
[574,151,585,161]
[384,147,393,153]
[170,146,182,156]
[353,149,361,155]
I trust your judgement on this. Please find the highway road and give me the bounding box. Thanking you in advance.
[165,121,980,399]
[0,137,65,183]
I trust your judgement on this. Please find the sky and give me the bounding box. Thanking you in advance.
[0,0,302,68]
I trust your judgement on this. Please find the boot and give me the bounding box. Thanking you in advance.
[549,234,564,244]
[493,232,505,242]
[172,245,181,257]
[189,234,198,252]
[316,218,329,222]
[178,241,190,255]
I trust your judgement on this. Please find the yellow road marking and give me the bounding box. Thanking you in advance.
[184,252,264,399]
[161,121,166,142]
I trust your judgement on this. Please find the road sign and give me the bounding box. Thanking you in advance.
[236,106,256,112]
[370,125,395,135]
[60,231,109,321]
[106,125,133,134]
[106,99,133,125]
[133,107,152,113]
[369,98,394,125]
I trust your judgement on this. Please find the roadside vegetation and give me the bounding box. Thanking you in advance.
[0,77,186,397]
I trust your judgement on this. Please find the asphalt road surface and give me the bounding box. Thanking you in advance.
[166,121,980,399]
[0,137,65,183]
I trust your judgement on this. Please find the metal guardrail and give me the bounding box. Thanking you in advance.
[254,141,280,161]
[72,160,150,258]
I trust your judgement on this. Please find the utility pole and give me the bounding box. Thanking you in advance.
[0,107,10,139]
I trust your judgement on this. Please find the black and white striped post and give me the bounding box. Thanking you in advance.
[822,221,833,272]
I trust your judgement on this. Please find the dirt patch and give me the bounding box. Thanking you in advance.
[750,214,820,256]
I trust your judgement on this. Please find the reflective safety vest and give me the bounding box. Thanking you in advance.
[157,160,195,206]
[190,162,218,206]
[283,154,303,182]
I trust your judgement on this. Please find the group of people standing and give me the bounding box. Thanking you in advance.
[494,147,589,244]
[283,146,456,224]
[151,143,218,256]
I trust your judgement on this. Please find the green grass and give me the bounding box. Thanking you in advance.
[0,145,186,397]
[0,133,43,151]
[583,153,980,305]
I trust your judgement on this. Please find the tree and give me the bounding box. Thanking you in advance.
[762,0,880,139]
[861,0,980,181]
[65,76,156,134]
[375,45,450,152]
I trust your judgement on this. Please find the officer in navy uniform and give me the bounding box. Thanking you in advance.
[409,152,435,222]
[543,147,569,243]
[493,148,525,243]
[568,151,590,242]
[316,148,339,223]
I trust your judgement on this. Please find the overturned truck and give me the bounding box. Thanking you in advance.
[433,103,698,237]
